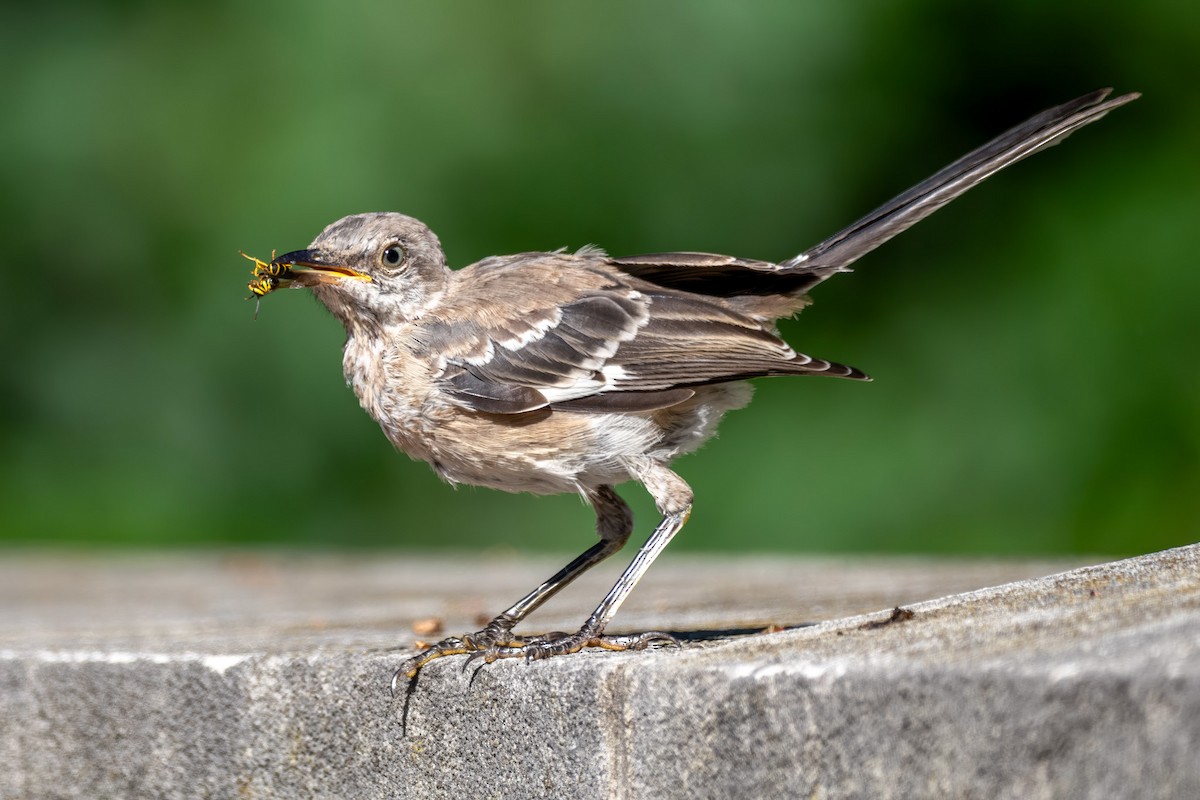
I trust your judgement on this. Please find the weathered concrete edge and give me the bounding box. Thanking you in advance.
[2,544,1198,800]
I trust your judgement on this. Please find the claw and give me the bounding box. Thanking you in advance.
[461,648,490,675]
[465,659,488,691]
[390,665,407,698]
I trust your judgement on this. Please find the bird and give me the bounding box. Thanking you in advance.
[249,88,1137,693]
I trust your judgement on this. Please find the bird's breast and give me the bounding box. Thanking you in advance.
[339,335,753,497]
[342,333,442,459]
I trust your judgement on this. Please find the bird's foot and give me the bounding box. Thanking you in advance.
[391,616,678,695]
[390,614,525,695]
[462,626,677,671]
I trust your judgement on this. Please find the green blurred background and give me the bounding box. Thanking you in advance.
[0,1,1195,556]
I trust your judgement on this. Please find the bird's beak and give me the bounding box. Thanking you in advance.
[272,249,372,287]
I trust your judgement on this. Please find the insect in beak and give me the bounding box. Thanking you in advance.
[240,249,372,319]
[241,250,296,319]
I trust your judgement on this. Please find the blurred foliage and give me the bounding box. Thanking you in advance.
[0,1,1195,555]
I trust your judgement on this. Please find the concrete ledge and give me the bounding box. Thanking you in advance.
[1,546,1197,799]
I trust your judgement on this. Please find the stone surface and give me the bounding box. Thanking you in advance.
[0,546,1197,799]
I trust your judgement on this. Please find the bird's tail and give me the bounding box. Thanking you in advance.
[785,88,1140,278]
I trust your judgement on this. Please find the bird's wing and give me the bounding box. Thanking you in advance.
[608,252,829,322]
[414,256,866,415]
[609,252,826,294]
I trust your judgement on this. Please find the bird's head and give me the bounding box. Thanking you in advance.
[274,212,451,332]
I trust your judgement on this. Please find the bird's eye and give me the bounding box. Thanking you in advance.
[382,244,406,267]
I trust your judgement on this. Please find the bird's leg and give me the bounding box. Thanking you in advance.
[470,459,691,665]
[390,485,632,693]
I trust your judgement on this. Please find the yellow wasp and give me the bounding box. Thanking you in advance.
[240,247,369,317]
[241,250,294,318]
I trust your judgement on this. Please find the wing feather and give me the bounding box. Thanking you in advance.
[418,255,866,415]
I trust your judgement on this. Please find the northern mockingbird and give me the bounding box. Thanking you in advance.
[246,89,1136,692]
